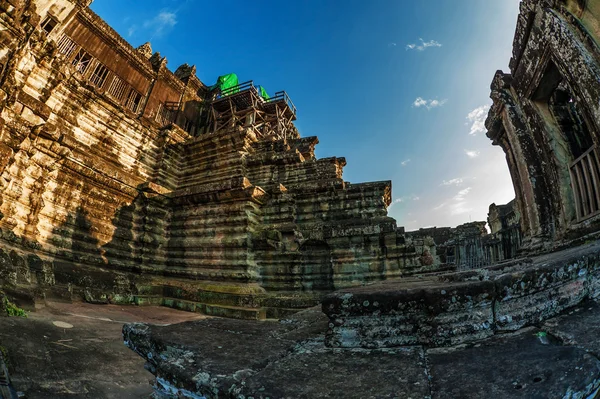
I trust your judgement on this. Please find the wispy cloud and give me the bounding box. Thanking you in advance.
[433,187,473,216]
[143,10,178,38]
[441,178,464,186]
[455,187,471,198]
[465,150,480,158]
[389,195,420,209]
[466,105,490,135]
[413,97,447,110]
[401,159,411,166]
[450,187,473,215]
[389,149,515,230]
[406,38,442,51]
[127,25,137,37]
[388,42,397,47]
[389,197,404,208]
[433,202,446,211]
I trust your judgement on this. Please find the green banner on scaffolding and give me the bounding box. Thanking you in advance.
[212,73,239,95]
[259,86,270,101]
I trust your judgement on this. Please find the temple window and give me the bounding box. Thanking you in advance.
[89,63,109,88]
[40,15,58,34]
[106,76,128,101]
[156,102,176,125]
[125,89,143,113]
[56,35,78,57]
[72,49,92,74]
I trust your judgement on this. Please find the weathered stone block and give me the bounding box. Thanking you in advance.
[324,242,600,348]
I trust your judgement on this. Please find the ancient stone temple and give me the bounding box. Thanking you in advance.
[486,0,600,252]
[120,2,600,397]
[0,0,437,319]
[1,0,600,398]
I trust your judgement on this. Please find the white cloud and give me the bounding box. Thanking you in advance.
[389,195,419,208]
[465,150,480,158]
[450,187,473,216]
[388,197,404,209]
[406,38,442,51]
[441,178,464,186]
[388,42,397,47]
[144,10,177,37]
[466,105,490,135]
[432,187,473,215]
[413,97,447,110]
[456,187,471,198]
[127,25,137,37]
[388,147,515,230]
[429,99,446,108]
[413,98,427,108]
[401,159,411,166]
[433,202,446,211]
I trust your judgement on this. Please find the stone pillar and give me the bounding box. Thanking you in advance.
[487,72,555,246]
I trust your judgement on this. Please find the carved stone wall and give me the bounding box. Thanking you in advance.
[487,0,600,251]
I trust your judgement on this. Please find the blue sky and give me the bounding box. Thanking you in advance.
[91,0,520,230]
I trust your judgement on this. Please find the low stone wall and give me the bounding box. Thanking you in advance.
[323,241,600,348]
[123,298,600,399]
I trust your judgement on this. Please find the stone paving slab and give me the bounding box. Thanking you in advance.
[543,300,600,355]
[239,345,430,399]
[0,301,204,399]
[428,327,600,399]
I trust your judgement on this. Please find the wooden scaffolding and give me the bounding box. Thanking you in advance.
[207,81,298,140]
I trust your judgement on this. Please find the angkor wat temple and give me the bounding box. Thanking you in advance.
[0,0,442,320]
[2,0,600,398]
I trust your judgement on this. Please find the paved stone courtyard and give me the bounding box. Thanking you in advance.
[0,302,204,399]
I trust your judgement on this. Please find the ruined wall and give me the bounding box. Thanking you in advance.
[408,222,494,270]
[487,0,600,251]
[407,210,523,271]
[0,0,435,318]
[487,200,522,262]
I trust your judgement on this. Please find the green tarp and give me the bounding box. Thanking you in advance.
[211,74,270,101]
[211,73,239,96]
[259,86,270,101]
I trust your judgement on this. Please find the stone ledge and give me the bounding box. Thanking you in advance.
[16,90,51,121]
[322,241,600,348]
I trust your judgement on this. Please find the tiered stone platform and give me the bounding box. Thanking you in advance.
[0,1,440,318]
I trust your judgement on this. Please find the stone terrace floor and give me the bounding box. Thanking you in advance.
[124,301,600,398]
[0,301,205,399]
[1,298,600,398]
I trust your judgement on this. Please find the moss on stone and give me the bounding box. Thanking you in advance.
[1,295,27,318]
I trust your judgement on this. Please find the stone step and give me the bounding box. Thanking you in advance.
[133,295,267,320]
[202,303,266,320]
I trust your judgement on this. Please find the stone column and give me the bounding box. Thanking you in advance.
[487,72,555,246]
